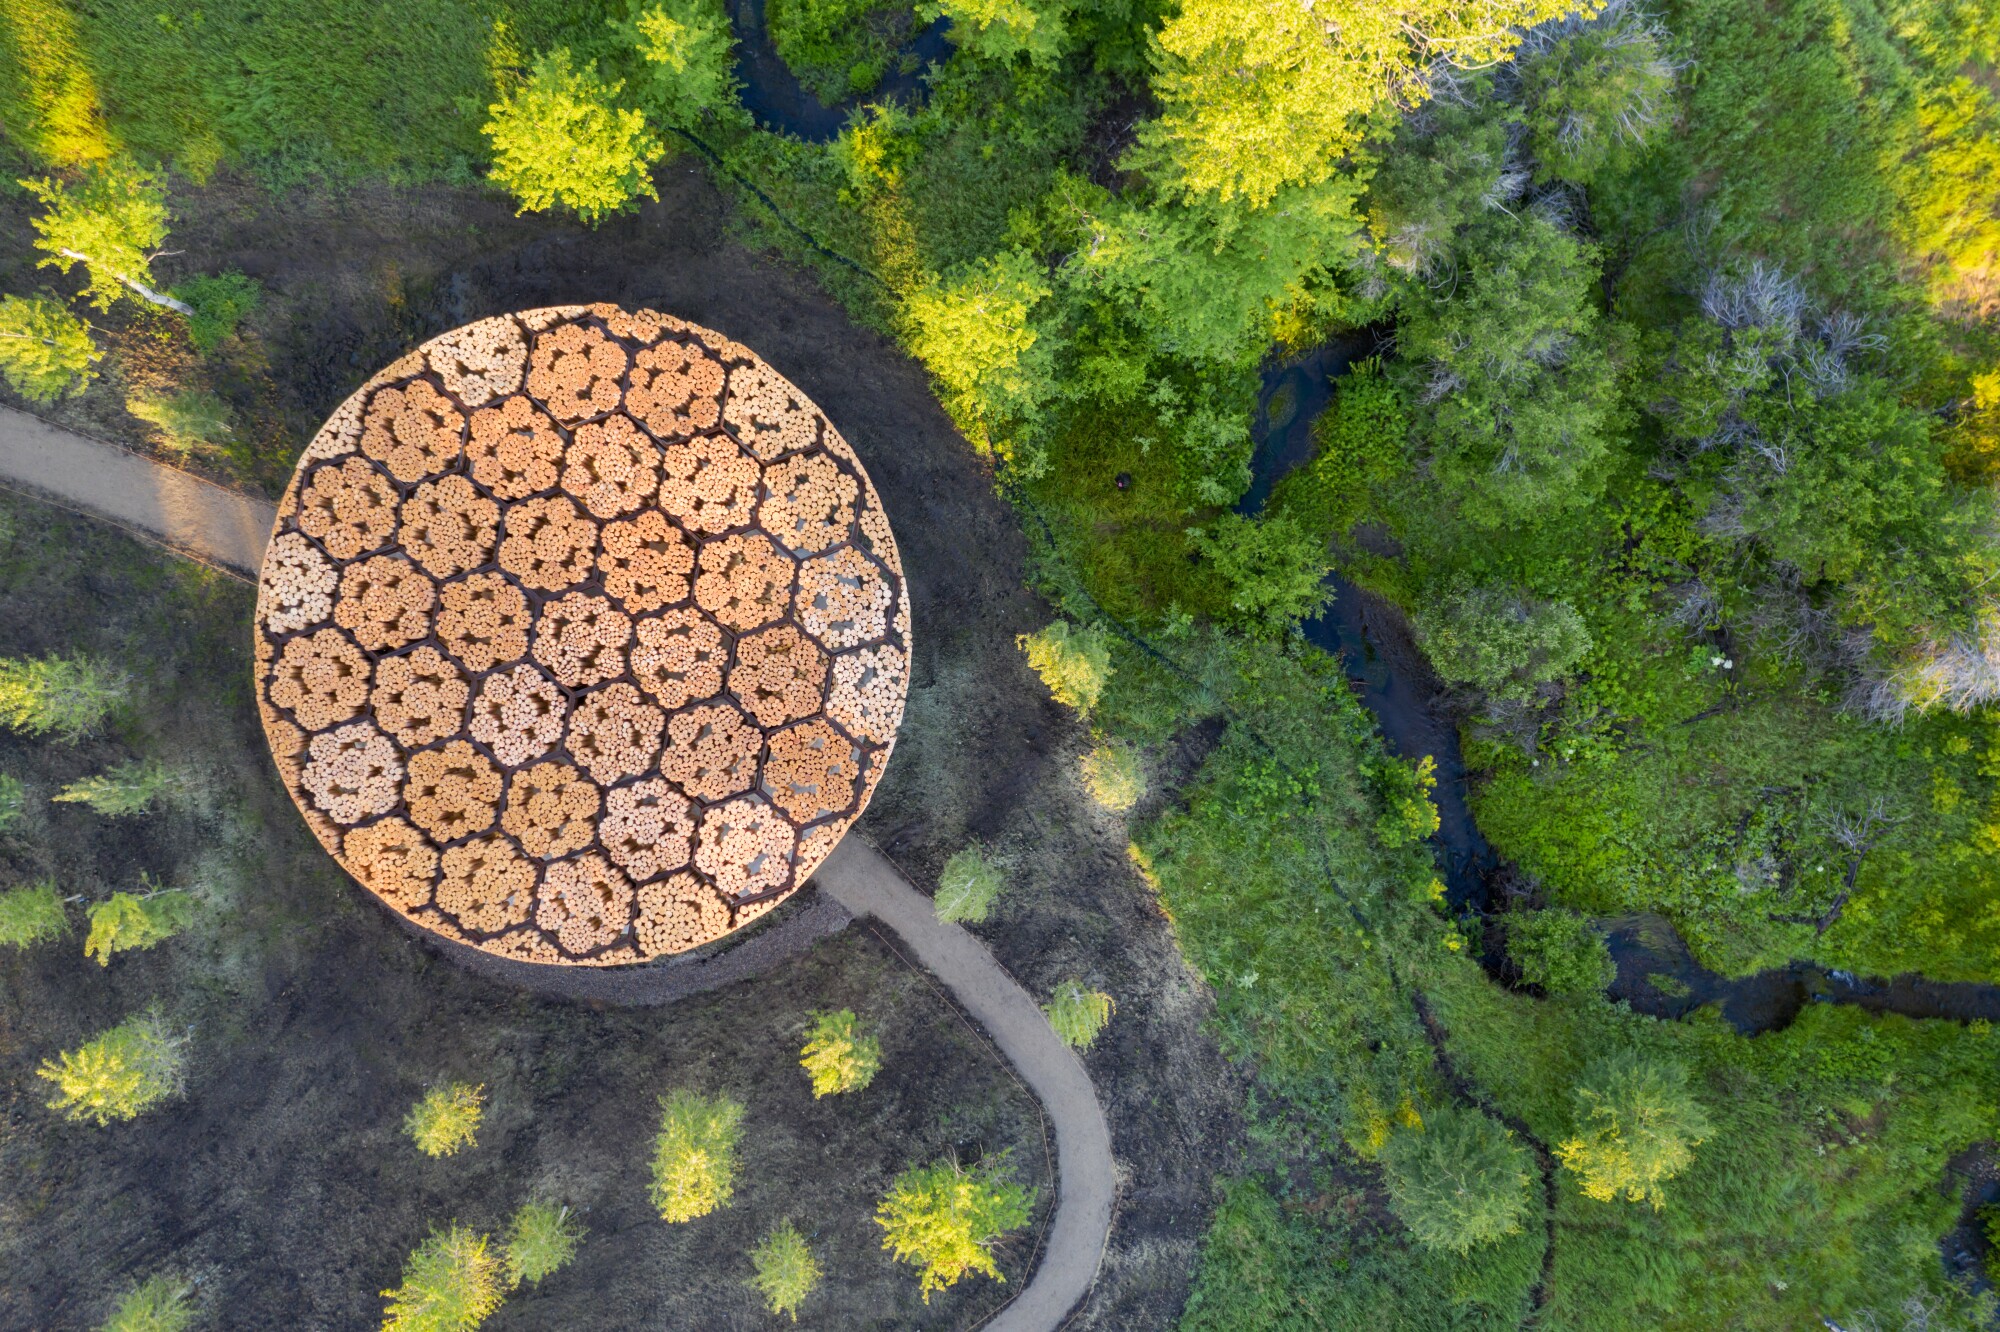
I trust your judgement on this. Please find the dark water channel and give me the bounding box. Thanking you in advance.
[1244,344,2000,1038]
[727,0,951,142]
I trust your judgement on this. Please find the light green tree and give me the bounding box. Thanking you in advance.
[1414,584,1593,704]
[650,1088,744,1221]
[381,1224,506,1332]
[876,1157,1035,1301]
[1517,0,1676,185]
[1507,909,1615,996]
[1016,621,1111,715]
[501,1201,582,1288]
[935,844,1004,924]
[1080,742,1146,811]
[0,653,129,741]
[1556,1050,1713,1208]
[83,887,194,965]
[922,0,1069,65]
[1071,181,1366,371]
[56,758,176,816]
[1132,0,1585,205]
[748,1218,822,1321]
[1361,90,1513,277]
[1380,1104,1536,1253]
[99,1272,195,1332]
[39,1011,188,1125]
[904,251,1060,467]
[484,49,664,224]
[0,293,98,402]
[23,159,191,314]
[1397,215,1617,525]
[1043,979,1113,1049]
[1189,512,1333,637]
[405,1082,486,1158]
[620,0,743,128]
[0,880,66,948]
[799,1009,881,1097]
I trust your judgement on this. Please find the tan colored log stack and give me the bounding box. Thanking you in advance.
[254,306,909,965]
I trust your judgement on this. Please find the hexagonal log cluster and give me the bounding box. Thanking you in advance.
[255,306,909,966]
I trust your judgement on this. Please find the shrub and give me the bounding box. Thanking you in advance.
[126,390,232,458]
[1016,620,1111,715]
[1187,512,1334,637]
[1556,1050,1713,1208]
[0,772,23,830]
[483,49,663,224]
[169,272,260,353]
[1506,908,1615,997]
[1080,742,1147,811]
[83,888,194,965]
[55,758,175,816]
[1983,1204,1999,1283]
[748,1218,822,1321]
[99,1272,195,1332]
[768,0,910,101]
[0,879,67,948]
[649,1088,744,1222]
[381,1224,506,1332]
[1379,1105,1536,1253]
[924,0,1068,66]
[799,1008,881,1097]
[1412,585,1593,704]
[934,844,1003,923]
[0,654,130,741]
[1043,979,1114,1049]
[0,293,97,402]
[876,1157,1035,1301]
[502,1201,582,1288]
[39,1011,187,1124]
[404,1082,485,1158]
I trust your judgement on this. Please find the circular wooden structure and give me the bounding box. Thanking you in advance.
[254,305,909,966]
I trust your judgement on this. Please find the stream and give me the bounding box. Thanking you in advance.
[727,0,951,143]
[1243,344,2000,1038]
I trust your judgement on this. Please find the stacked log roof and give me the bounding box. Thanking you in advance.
[255,306,909,965]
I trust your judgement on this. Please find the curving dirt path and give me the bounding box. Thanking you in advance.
[0,406,274,578]
[815,836,1116,1332]
[0,404,1116,1330]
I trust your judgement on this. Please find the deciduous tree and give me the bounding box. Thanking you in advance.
[1556,1050,1712,1208]
[484,50,663,224]
[876,1157,1034,1301]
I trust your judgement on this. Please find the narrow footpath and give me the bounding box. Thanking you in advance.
[0,404,1116,1331]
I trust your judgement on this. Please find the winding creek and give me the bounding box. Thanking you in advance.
[726,0,951,143]
[1244,344,2000,1036]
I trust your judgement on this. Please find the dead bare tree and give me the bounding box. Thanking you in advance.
[1768,799,1906,935]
